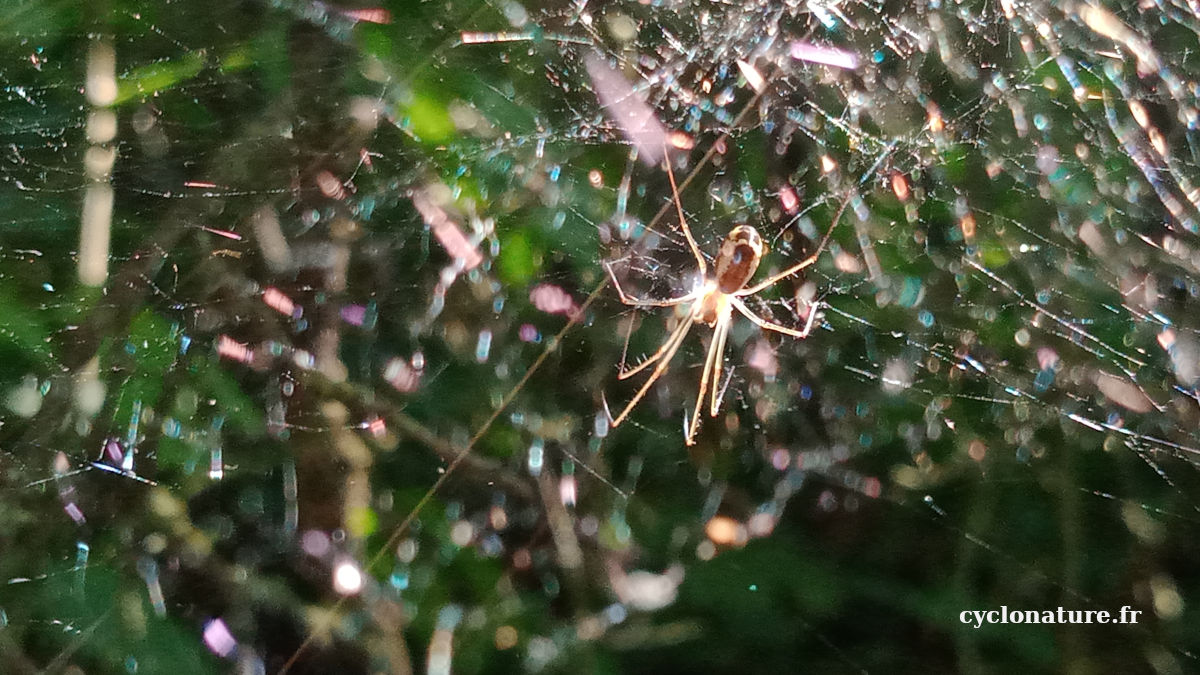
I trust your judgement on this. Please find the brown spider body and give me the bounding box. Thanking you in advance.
[695,288,729,327]
[714,225,764,294]
[693,226,763,325]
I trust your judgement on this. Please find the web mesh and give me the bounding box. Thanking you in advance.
[1,0,1198,672]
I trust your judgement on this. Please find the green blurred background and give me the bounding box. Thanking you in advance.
[1,0,1198,673]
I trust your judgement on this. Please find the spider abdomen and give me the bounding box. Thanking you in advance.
[715,225,764,294]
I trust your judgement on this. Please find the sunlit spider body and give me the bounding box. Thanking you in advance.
[605,153,845,445]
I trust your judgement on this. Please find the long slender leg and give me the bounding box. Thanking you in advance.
[605,260,697,308]
[713,353,735,417]
[617,311,636,376]
[619,314,692,380]
[732,296,821,339]
[709,311,731,417]
[736,191,854,297]
[609,307,696,428]
[687,313,724,445]
[662,144,707,277]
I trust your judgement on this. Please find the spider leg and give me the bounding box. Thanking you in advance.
[618,313,695,380]
[687,312,727,445]
[735,191,853,297]
[604,260,697,308]
[662,143,708,277]
[608,305,696,429]
[731,296,821,339]
[709,310,731,417]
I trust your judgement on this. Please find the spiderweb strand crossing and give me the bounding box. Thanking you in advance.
[2,0,1200,673]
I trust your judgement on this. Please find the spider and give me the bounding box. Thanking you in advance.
[604,151,849,445]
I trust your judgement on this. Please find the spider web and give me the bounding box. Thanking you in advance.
[1,0,1199,672]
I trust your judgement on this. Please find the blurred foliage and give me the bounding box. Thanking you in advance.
[1,0,1200,673]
